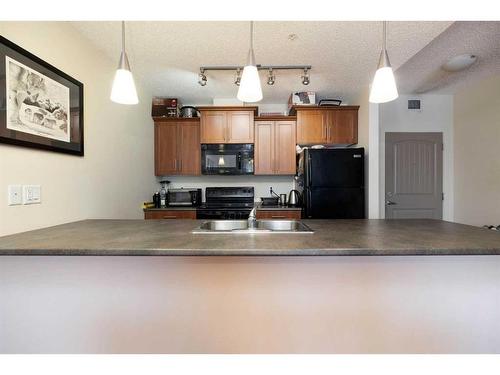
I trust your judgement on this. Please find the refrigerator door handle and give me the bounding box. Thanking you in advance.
[307,155,312,187]
[306,188,312,218]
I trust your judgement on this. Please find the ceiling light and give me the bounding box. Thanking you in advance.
[301,68,310,85]
[110,21,139,105]
[267,69,275,85]
[235,68,241,86]
[198,69,207,86]
[442,54,477,72]
[369,21,398,104]
[237,21,263,103]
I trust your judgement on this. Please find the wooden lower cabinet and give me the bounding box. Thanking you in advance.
[144,210,197,220]
[154,119,200,176]
[255,120,296,175]
[256,210,302,220]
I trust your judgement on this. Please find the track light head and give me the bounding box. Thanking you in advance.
[198,69,207,86]
[235,68,241,86]
[301,68,310,85]
[267,69,275,85]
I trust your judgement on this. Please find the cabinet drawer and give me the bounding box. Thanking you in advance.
[144,210,197,220]
[256,210,302,220]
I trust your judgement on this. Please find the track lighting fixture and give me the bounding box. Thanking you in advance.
[301,68,310,85]
[198,69,207,86]
[234,68,241,86]
[267,69,275,85]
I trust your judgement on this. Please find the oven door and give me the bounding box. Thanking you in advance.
[201,144,254,175]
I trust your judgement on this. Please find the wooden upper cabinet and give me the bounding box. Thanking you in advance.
[227,111,254,143]
[154,119,201,176]
[255,120,296,175]
[297,109,327,144]
[199,107,256,143]
[295,106,359,145]
[200,111,227,143]
[329,109,358,144]
[178,120,201,175]
[274,121,297,174]
[255,121,274,175]
[155,121,178,176]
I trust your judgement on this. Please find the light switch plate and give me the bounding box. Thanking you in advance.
[8,185,23,205]
[23,185,41,204]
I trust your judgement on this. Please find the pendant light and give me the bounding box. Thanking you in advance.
[237,21,263,103]
[110,21,139,105]
[369,21,398,104]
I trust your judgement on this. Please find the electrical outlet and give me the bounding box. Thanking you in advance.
[8,185,23,205]
[23,185,41,205]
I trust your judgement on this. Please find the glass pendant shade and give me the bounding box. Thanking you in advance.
[369,22,398,104]
[110,22,139,105]
[237,61,263,102]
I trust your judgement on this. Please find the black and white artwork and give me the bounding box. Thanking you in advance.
[0,35,83,156]
[6,56,70,143]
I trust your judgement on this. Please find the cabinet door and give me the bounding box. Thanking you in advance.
[275,121,297,175]
[329,109,358,144]
[254,121,275,175]
[227,111,254,143]
[296,110,327,144]
[155,122,178,176]
[178,121,201,175]
[201,111,227,143]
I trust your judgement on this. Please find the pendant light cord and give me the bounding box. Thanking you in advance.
[250,21,254,51]
[122,21,126,53]
[383,21,386,51]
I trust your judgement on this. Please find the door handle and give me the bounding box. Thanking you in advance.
[386,200,397,206]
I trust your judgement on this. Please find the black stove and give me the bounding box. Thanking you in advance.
[196,187,255,220]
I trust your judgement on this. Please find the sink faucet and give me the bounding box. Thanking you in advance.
[248,207,257,229]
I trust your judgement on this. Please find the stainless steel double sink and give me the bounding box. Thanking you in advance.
[192,220,314,234]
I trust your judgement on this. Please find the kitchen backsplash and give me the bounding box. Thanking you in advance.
[157,175,296,202]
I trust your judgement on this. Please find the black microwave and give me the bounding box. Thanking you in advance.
[201,144,254,175]
[167,188,202,207]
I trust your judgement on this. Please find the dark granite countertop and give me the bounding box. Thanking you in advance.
[257,205,302,211]
[144,207,197,211]
[144,206,301,211]
[0,219,499,256]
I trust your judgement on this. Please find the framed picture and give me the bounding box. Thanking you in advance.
[0,35,84,156]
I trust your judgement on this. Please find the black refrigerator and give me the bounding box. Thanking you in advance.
[300,148,365,219]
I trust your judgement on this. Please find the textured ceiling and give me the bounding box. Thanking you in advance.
[70,21,452,105]
[396,21,500,94]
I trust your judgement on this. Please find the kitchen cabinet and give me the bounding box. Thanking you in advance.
[256,210,302,220]
[255,120,296,175]
[199,106,257,144]
[294,106,359,145]
[154,119,201,176]
[144,210,197,220]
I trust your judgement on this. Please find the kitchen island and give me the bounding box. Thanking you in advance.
[0,219,499,256]
[1,219,499,354]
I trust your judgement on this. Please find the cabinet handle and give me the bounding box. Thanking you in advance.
[179,159,182,171]
[163,215,177,219]
[271,215,286,219]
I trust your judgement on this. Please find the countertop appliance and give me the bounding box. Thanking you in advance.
[201,144,254,175]
[288,189,302,207]
[167,188,202,207]
[196,187,254,220]
[298,147,365,219]
[180,106,199,118]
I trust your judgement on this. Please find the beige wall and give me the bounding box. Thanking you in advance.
[454,74,500,226]
[0,22,156,236]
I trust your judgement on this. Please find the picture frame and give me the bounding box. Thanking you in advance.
[0,35,84,156]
